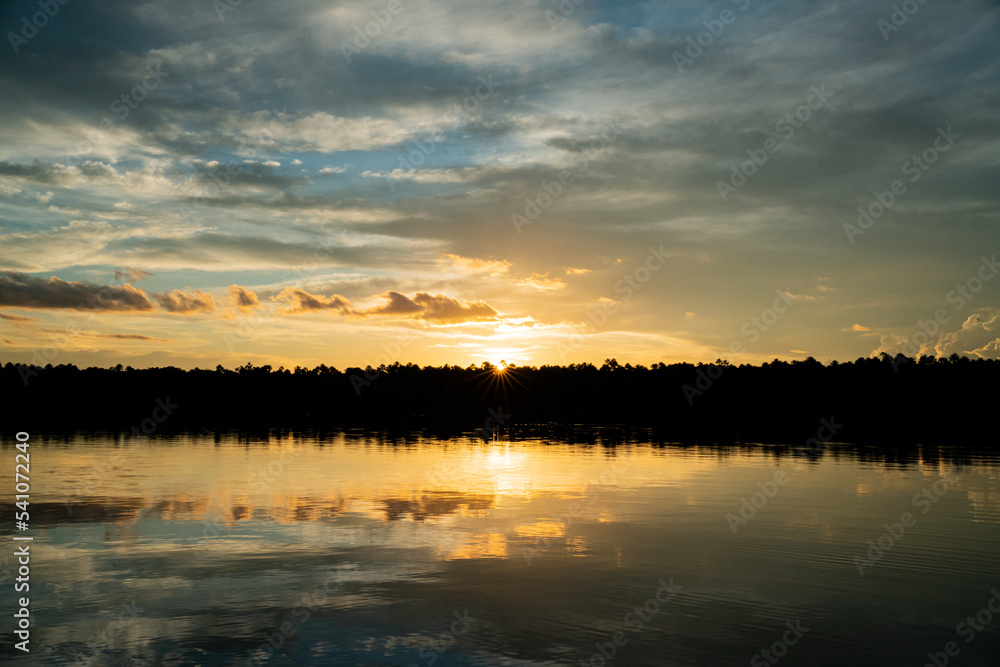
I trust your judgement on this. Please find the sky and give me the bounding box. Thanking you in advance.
[0,0,998,370]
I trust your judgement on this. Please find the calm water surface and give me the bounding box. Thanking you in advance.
[4,432,1000,666]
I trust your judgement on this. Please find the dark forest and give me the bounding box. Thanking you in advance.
[4,353,996,445]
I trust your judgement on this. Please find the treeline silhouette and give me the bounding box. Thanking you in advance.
[2,354,997,444]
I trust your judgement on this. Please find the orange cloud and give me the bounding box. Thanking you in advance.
[518,273,566,291]
[269,287,499,323]
[0,272,155,311]
[369,291,424,316]
[93,332,170,341]
[273,287,354,315]
[441,254,511,276]
[154,289,217,314]
[227,285,260,311]
[0,312,37,323]
[113,267,151,282]
[371,291,499,322]
[409,292,498,322]
[41,328,171,342]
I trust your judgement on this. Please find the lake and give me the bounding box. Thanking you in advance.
[4,431,1000,666]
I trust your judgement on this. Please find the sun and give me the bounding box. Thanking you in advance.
[482,358,507,373]
[480,347,525,371]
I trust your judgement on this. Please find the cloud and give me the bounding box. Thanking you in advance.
[0,313,37,323]
[870,310,1000,360]
[367,168,483,184]
[518,273,567,291]
[851,324,873,332]
[192,160,310,189]
[0,272,155,311]
[113,267,152,282]
[222,111,421,153]
[871,334,906,358]
[41,329,171,342]
[92,332,170,341]
[227,285,260,311]
[0,0,996,368]
[0,161,179,197]
[273,287,354,315]
[368,291,424,316]
[270,287,499,323]
[441,254,511,276]
[969,339,1000,359]
[780,290,815,302]
[405,292,499,322]
[933,311,1000,359]
[154,289,217,314]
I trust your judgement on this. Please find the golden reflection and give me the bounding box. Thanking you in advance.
[439,532,509,560]
[149,494,210,519]
[567,536,589,556]
[512,520,566,540]
[966,467,1000,522]
[484,443,522,469]
[379,492,495,522]
[919,458,955,480]
[32,435,727,563]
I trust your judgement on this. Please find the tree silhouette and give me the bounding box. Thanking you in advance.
[1,355,997,444]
